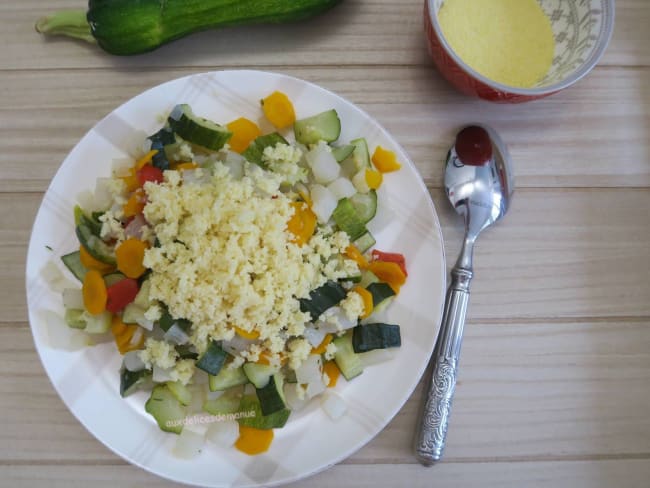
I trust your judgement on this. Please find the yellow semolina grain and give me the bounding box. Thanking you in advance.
[438,0,555,88]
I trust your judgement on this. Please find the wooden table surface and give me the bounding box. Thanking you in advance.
[2,1,649,487]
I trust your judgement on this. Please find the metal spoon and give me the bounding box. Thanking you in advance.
[414,125,514,466]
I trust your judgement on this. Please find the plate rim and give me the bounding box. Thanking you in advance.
[25,69,447,487]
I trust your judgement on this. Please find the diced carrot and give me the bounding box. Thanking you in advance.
[371,146,402,173]
[82,269,107,315]
[111,315,144,354]
[226,117,262,153]
[255,351,271,366]
[352,286,373,319]
[261,91,295,129]
[135,149,158,170]
[235,426,274,455]
[234,326,260,340]
[122,188,145,218]
[323,361,341,387]
[367,261,407,294]
[286,202,317,246]
[311,334,333,355]
[79,244,115,274]
[365,168,383,189]
[115,238,148,279]
[344,244,369,269]
[371,249,408,277]
[173,161,199,171]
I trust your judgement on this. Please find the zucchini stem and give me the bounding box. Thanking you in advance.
[35,10,96,44]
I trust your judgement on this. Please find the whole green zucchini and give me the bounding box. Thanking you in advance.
[35,0,343,55]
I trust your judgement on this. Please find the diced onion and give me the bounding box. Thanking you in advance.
[327,177,356,200]
[123,350,146,372]
[75,190,96,213]
[153,365,173,383]
[223,152,245,180]
[172,424,205,459]
[124,214,146,239]
[309,184,338,224]
[187,385,206,414]
[222,335,255,356]
[135,316,154,331]
[62,288,84,310]
[181,169,209,185]
[295,355,322,385]
[94,178,113,211]
[163,323,190,345]
[302,324,327,348]
[352,169,371,194]
[307,143,340,184]
[206,419,239,448]
[321,391,347,420]
[305,378,327,400]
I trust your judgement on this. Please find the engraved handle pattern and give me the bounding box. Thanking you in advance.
[414,356,458,465]
[414,266,472,466]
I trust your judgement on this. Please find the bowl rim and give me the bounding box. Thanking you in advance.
[426,0,616,96]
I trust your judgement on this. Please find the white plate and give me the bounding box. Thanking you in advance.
[25,70,446,487]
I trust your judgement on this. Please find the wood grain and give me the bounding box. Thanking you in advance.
[1,67,649,193]
[2,0,648,70]
[2,319,649,464]
[3,0,650,486]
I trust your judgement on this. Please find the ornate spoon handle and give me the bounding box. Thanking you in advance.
[414,266,472,465]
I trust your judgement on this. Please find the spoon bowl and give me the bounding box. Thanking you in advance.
[414,125,514,465]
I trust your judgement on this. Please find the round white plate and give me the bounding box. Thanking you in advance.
[25,70,446,487]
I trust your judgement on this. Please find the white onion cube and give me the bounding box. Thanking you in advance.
[309,184,338,223]
[327,177,357,200]
[321,391,347,420]
[206,419,239,448]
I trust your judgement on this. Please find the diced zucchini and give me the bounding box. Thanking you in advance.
[203,385,244,415]
[122,302,145,324]
[237,394,291,430]
[175,344,199,360]
[352,323,401,353]
[84,311,112,334]
[120,368,152,397]
[209,364,248,391]
[60,251,87,282]
[294,109,341,145]
[255,373,287,416]
[168,104,232,151]
[158,308,191,333]
[242,362,279,389]
[241,132,289,167]
[195,341,227,376]
[133,279,152,308]
[166,380,193,406]
[299,281,347,321]
[350,138,371,171]
[75,219,115,265]
[331,144,355,163]
[366,282,396,307]
[349,190,377,223]
[333,332,364,380]
[145,384,187,434]
[369,295,394,318]
[148,127,175,170]
[64,308,86,329]
[74,205,102,235]
[332,198,367,241]
[103,272,126,287]
[353,231,376,253]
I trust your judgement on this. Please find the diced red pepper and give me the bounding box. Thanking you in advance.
[371,250,408,277]
[105,278,140,313]
[137,165,164,186]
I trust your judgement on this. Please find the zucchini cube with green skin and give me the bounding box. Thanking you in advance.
[145,385,187,434]
[168,104,232,151]
[333,332,364,380]
[237,394,290,430]
[242,132,289,167]
[196,340,227,376]
[294,109,341,145]
[255,373,288,416]
[352,323,401,353]
[120,368,152,397]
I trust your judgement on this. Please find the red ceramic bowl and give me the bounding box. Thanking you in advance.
[424,0,615,103]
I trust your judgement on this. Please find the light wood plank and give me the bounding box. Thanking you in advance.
[7,188,650,323]
[4,459,650,488]
[3,319,649,463]
[2,0,647,70]
[0,66,648,193]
